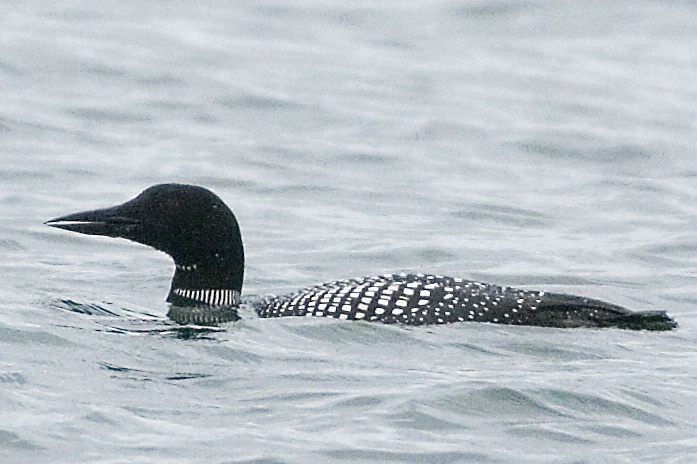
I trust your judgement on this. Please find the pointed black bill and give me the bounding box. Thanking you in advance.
[45,206,140,238]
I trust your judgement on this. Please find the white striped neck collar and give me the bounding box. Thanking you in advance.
[176,263,199,272]
[170,288,241,307]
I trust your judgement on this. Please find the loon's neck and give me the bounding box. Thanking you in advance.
[166,252,244,307]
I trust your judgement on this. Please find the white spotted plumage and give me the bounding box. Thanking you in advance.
[253,273,570,326]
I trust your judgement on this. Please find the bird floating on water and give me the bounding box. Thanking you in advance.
[46,184,677,330]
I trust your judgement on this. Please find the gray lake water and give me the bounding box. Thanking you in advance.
[2,1,697,463]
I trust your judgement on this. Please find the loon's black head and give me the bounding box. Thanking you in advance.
[46,184,244,320]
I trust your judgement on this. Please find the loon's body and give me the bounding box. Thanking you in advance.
[255,273,673,329]
[46,184,677,330]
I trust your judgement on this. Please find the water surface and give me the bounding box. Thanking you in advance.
[2,1,697,463]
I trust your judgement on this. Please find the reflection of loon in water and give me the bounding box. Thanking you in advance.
[46,184,677,330]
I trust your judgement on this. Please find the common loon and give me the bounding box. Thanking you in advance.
[45,184,677,330]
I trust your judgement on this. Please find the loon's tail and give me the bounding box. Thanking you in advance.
[534,293,677,331]
[598,310,677,331]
